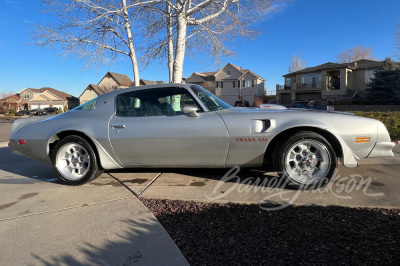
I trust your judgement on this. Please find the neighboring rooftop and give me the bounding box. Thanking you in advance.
[105,72,133,87]
[139,79,165,86]
[195,72,218,81]
[283,59,387,77]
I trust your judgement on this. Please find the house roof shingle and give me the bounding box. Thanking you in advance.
[140,79,165,85]
[2,88,79,102]
[106,72,133,87]
[196,72,217,81]
[283,59,388,77]
[0,94,20,102]
[190,63,265,82]
[89,84,108,95]
[38,87,79,101]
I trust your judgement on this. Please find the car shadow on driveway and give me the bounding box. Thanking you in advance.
[106,167,290,190]
[0,147,60,185]
[1,146,286,190]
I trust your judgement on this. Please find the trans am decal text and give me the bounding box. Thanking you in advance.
[236,138,268,142]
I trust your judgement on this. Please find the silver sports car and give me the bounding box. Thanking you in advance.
[9,84,394,189]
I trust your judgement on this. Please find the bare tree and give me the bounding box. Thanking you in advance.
[288,54,306,73]
[0,91,15,100]
[336,45,375,63]
[141,0,277,83]
[31,0,161,86]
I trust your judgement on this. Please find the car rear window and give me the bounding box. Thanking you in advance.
[73,98,97,110]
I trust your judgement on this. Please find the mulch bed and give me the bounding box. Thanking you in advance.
[141,198,400,265]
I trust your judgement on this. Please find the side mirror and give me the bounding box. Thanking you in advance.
[183,106,199,117]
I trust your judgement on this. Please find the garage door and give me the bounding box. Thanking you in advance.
[218,96,239,106]
[30,105,49,109]
[280,94,292,105]
[296,92,322,101]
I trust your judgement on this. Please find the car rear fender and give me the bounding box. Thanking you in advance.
[10,116,50,139]
[49,131,122,170]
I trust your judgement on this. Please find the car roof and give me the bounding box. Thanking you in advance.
[101,83,193,98]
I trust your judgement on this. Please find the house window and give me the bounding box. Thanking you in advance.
[365,70,375,83]
[245,80,252,87]
[301,74,318,88]
[301,76,307,87]
[233,81,238,88]
[24,93,30,99]
[285,78,291,87]
[217,82,223,88]
[227,70,231,76]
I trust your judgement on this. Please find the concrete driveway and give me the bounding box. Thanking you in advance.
[107,144,400,210]
[0,123,188,266]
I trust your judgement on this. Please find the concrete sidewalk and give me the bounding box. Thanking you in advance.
[0,146,188,265]
[0,119,12,142]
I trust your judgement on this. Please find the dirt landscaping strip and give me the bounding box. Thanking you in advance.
[141,198,400,265]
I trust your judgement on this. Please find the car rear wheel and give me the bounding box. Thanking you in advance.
[51,135,103,185]
[274,131,337,189]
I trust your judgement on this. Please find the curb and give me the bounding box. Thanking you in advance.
[0,141,9,148]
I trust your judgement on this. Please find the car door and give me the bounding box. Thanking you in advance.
[108,86,230,167]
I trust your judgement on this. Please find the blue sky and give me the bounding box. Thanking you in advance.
[0,0,399,97]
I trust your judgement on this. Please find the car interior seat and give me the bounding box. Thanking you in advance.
[160,102,176,115]
[144,101,162,116]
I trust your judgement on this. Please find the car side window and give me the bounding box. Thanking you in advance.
[116,87,201,117]
[157,94,200,114]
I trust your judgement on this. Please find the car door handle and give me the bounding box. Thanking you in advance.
[111,125,125,129]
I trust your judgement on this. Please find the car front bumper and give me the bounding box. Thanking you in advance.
[368,141,395,158]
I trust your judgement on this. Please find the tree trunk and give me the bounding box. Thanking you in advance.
[121,0,140,86]
[167,2,174,83]
[172,12,187,84]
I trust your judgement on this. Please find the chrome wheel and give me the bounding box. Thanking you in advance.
[56,143,90,181]
[284,139,331,185]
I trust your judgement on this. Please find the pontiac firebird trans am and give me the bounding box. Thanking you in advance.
[9,84,395,189]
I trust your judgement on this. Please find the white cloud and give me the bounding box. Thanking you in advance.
[2,12,14,19]
[265,0,295,20]
[6,0,19,10]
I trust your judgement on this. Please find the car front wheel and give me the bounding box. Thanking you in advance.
[51,135,103,185]
[274,131,338,189]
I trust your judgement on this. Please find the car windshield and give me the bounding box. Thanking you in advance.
[73,98,97,110]
[190,85,231,111]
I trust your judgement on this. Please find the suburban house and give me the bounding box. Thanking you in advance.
[276,59,386,105]
[139,79,165,86]
[79,72,164,104]
[185,63,265,106]
[0,87,79,112]
[79,72,133,104]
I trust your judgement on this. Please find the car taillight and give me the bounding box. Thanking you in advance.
[17,140,26,145]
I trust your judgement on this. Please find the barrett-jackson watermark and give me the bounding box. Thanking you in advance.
[205,166,384,211]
